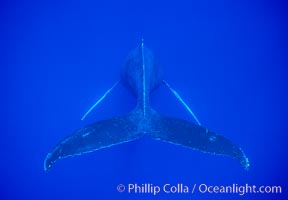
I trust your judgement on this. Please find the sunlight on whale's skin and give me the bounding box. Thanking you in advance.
[44,40,249,171]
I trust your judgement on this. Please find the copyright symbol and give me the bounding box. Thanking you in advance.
[117,184,125,192]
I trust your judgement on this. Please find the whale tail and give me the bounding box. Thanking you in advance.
[44,108,249,171]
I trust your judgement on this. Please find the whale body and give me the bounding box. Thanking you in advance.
[44,40,249,171]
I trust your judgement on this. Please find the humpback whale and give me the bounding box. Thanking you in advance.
[44,40,249,171]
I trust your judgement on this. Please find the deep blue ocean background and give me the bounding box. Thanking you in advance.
[1,0,287,199]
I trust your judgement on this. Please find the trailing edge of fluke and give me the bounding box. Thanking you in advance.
[44,39,249,171]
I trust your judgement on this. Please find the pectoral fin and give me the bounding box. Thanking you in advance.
[162,80,201,126]
[81,81,120,120]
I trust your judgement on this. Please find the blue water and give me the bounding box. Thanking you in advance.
[1,0,287,199]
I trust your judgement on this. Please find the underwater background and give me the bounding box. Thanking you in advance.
[1,0,287,199]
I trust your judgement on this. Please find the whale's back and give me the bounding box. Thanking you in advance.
[121,44,162,97]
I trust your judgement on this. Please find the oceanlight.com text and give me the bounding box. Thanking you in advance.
[198,183,282,196]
